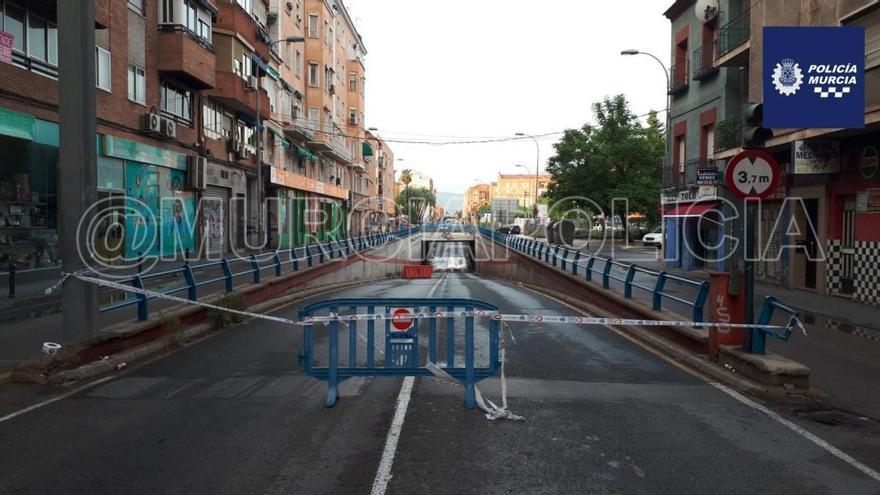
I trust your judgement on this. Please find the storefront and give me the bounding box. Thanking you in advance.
[0,108,59,271]
[203,162,246,256]
[268,166,348,248]
[826,135,880,305]
[662,185,726,271]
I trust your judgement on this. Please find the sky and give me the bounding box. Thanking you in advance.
[347,0,671,196]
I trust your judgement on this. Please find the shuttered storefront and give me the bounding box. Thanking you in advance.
[203,185,231,256]
[756,201,785,283]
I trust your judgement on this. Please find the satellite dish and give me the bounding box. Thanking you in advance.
[693,0,719,21]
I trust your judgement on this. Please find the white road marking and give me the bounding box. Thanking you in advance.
[370,270,448,495]
[370,376,415,495]
[0,376,115,425]
[529,286,880,485]
[708,382,880,484]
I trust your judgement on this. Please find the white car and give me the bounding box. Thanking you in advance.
[642,229,663,248]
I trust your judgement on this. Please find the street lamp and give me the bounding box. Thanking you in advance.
[514,133,540,218]
[620,49,671,184]
[253,36,305,248]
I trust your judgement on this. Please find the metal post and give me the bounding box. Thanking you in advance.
[59,1,97,342]
[8,263,15,298]
[255,72,263,250]
[744,201,756,343]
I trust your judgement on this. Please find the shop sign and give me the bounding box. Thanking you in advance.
[270,167,347,200]
[661,186,718,205]
[866,188,880,212]
[792,140,840,174]
[696,168,719,185]
[859,146,879,179]
[103,135,187,170]
[0,107,36,141]
[0,30,13,65]
[763,27,865,129]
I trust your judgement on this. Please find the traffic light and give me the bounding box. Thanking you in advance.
[742,103,773,149]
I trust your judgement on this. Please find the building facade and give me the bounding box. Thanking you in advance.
[492,173,551,210]
[0,0,389,272]
[662,0,880,305]
[463,183,492,221]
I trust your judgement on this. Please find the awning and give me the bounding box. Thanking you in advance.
[663,202,719,218]
[362,142,374,157]
[296,145,318,161]
[269,128,290,148]
[249,53,279,80]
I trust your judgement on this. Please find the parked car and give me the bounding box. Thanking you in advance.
[496,224,520,234]
[642,228,663,248]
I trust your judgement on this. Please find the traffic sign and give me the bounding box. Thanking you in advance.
[390,308,414,331]
[724,150,781,200]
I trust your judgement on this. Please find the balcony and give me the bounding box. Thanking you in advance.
[715,115,742,152]
[692,45,718,81]
[203,71,270,119]
[668,60,690,95]
[283,116,317,142]
[157,26,215,89]
[715,8,750,67]
[214,0,270,60]
[308,124,353,164]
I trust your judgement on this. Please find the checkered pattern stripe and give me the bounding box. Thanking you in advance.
[814,86,851,98]
[826,239,843,295]
[824,319,880,343]
[854,241,880,306]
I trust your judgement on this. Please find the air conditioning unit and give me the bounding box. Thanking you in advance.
[238,146,251,160]
[349,115,358,125]
[228,139,243,154]
[187,155,208,190]
[140,113,161,134]
[159,117,176,139]
[246,75,259,90]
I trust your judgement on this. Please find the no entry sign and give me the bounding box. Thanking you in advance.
[390,308,414,331]
[725,150,781,200]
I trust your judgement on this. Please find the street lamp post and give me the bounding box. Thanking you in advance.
[254,36,305,248]
[620,49,671,182]
[514,133,540,218]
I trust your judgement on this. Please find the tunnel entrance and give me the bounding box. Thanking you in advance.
[422,240,476,272]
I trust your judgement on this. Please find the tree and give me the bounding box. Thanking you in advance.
[545,95,664,230]
[396,186,435,225]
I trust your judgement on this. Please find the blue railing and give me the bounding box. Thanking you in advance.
[479,228,710,323]
[750,297,799,355]
[98,228,420,321]
[298,297,500,408]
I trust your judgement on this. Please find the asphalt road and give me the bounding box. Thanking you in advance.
[1,271,879,494]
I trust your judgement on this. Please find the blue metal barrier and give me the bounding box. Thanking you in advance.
[98,228,416,321]
[479,229,710,324]
[298,297,501,408]
[749,296,798,355]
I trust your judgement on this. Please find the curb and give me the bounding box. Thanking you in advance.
[520,283,814,403]
[9,278,382,386]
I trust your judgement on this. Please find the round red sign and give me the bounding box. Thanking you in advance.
[391,308,414,331]
[724,150,781,200]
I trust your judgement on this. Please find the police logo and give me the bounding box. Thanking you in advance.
[772,58,803,96]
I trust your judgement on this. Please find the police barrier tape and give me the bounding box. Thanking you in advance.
[55,272,806,337]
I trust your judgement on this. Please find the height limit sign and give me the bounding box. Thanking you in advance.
[725,150,781,200]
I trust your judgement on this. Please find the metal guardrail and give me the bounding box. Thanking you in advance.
[751,296,799,355]
[99,228,420,321]
[298,297,500,408]
[479,228,709,323]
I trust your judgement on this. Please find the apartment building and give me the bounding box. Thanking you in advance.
[0,0,385,270]
[365,129,397,228]
[662,0,880,305]
[463,183,493,221]
[492,173,551,210]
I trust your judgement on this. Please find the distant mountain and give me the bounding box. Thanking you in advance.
[436,191,464,215]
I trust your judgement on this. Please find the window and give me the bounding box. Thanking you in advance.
[128,64,146,104]
[203,99,233,140]
[27,13,46,61]
[235,53,253,80]
[161,0,174,23]
[4,2,25,53]
[128,0,143,13]
[198,19,211,43]
[237,121,256,152]
[161,83,192,123]
[184,0,197,32]
[308,107,319,129]
[236,0,251,12]
[295,50,302,77]
[348,72,356,92]
[308,62,319,87]
[308,13,318,38]
[95,47,111,92]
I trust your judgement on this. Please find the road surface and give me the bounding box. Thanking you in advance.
[1,271,878,494]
